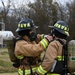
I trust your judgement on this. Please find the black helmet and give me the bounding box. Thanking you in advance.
[49,20,69,36]
[16,18,37,32]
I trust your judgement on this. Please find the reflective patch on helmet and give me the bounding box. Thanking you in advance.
[58,24,61,28]
[65,31,69,36]
[54,23,59,27]
[18,23,30,28]
[21,24,23,28]
[54,23,69,31]
[61,26,64,30]
[24,24,26,27]
[27,23,30,27]
[18,24,20,28]
[64,27,67,31]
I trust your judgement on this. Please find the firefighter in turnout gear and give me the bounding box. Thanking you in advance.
[15,18,53,75]
[35,20,69,75]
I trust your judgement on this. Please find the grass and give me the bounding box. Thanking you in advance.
[0,47,45,73]
[0,48,17,73]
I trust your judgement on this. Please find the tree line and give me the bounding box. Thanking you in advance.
[0,0,75,39]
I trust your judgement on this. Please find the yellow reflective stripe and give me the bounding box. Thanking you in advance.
[24,24,26,27]
[18,69,22,75]
[47,73,60,75]
[57,56,64,61]
[27,23,30,27]
[41,34,44,40]
[64,27,67,31]
[61,25,64,29]
[18,67,38,75]
[40,39,48,49]
[18,24,20,27]
[38,65,47,75]
[18,23,31,28]
[17,55,24,59]
[65,31,69,36]
[21,24,23,28]
[54,23,59,27]
[54,23,68,31]
[58,24,61,28]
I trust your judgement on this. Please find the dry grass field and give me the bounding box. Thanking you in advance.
[0,48,17,74]
[0,72,17,75]
[0,48,45,75]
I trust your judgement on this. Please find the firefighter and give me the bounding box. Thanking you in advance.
[15,18,53,75]
[35,20,69,75]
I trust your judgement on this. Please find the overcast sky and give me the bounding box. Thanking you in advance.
[0,0,73,7]
[0,0,34,7]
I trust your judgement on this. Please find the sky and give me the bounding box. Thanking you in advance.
[57,0,73,4]
[0,0,73,7]
[0,0,34,7]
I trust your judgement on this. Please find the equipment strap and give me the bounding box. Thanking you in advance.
[55,39,68,75]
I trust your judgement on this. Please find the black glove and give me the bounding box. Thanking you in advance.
[29,32,37,41]
[13,62,20,68]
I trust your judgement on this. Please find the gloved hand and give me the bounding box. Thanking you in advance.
[13,62,20,68]
[45,35,53,43]
[37,34,44,40]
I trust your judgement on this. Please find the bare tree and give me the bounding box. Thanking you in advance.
[0,0,11,31]
[66,0,75,39]
[28,0,59,34]
[10,0,30,19]
[0,0,30,36]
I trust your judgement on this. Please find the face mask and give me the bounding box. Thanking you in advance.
[29,32,37,41]
[50,29,55,39]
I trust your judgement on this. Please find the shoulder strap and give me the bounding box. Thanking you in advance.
[56,39,69,75]
[54,39,64,45]
[54,39,68,75]
[16,36,26,41]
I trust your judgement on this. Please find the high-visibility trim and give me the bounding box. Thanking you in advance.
[65,31,69,36]
[27,23,30,27]
[17,55,24,59]
[37,65,47,75]
[21,24,23,28]
[40,39,48,49]
[24,24,26,27]
[54,23,69,36]
[57,56,64,61]
[54,23,69,31]
[18,67,38,75]
[18,69,22,75]
[18,24,20,27]
[50,60,57,72]
[18,23,30,28]
[61,25,64,30]
[47,73,60,75]
[41,34,44,40]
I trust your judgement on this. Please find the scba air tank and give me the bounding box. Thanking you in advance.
[68,40,75,73]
